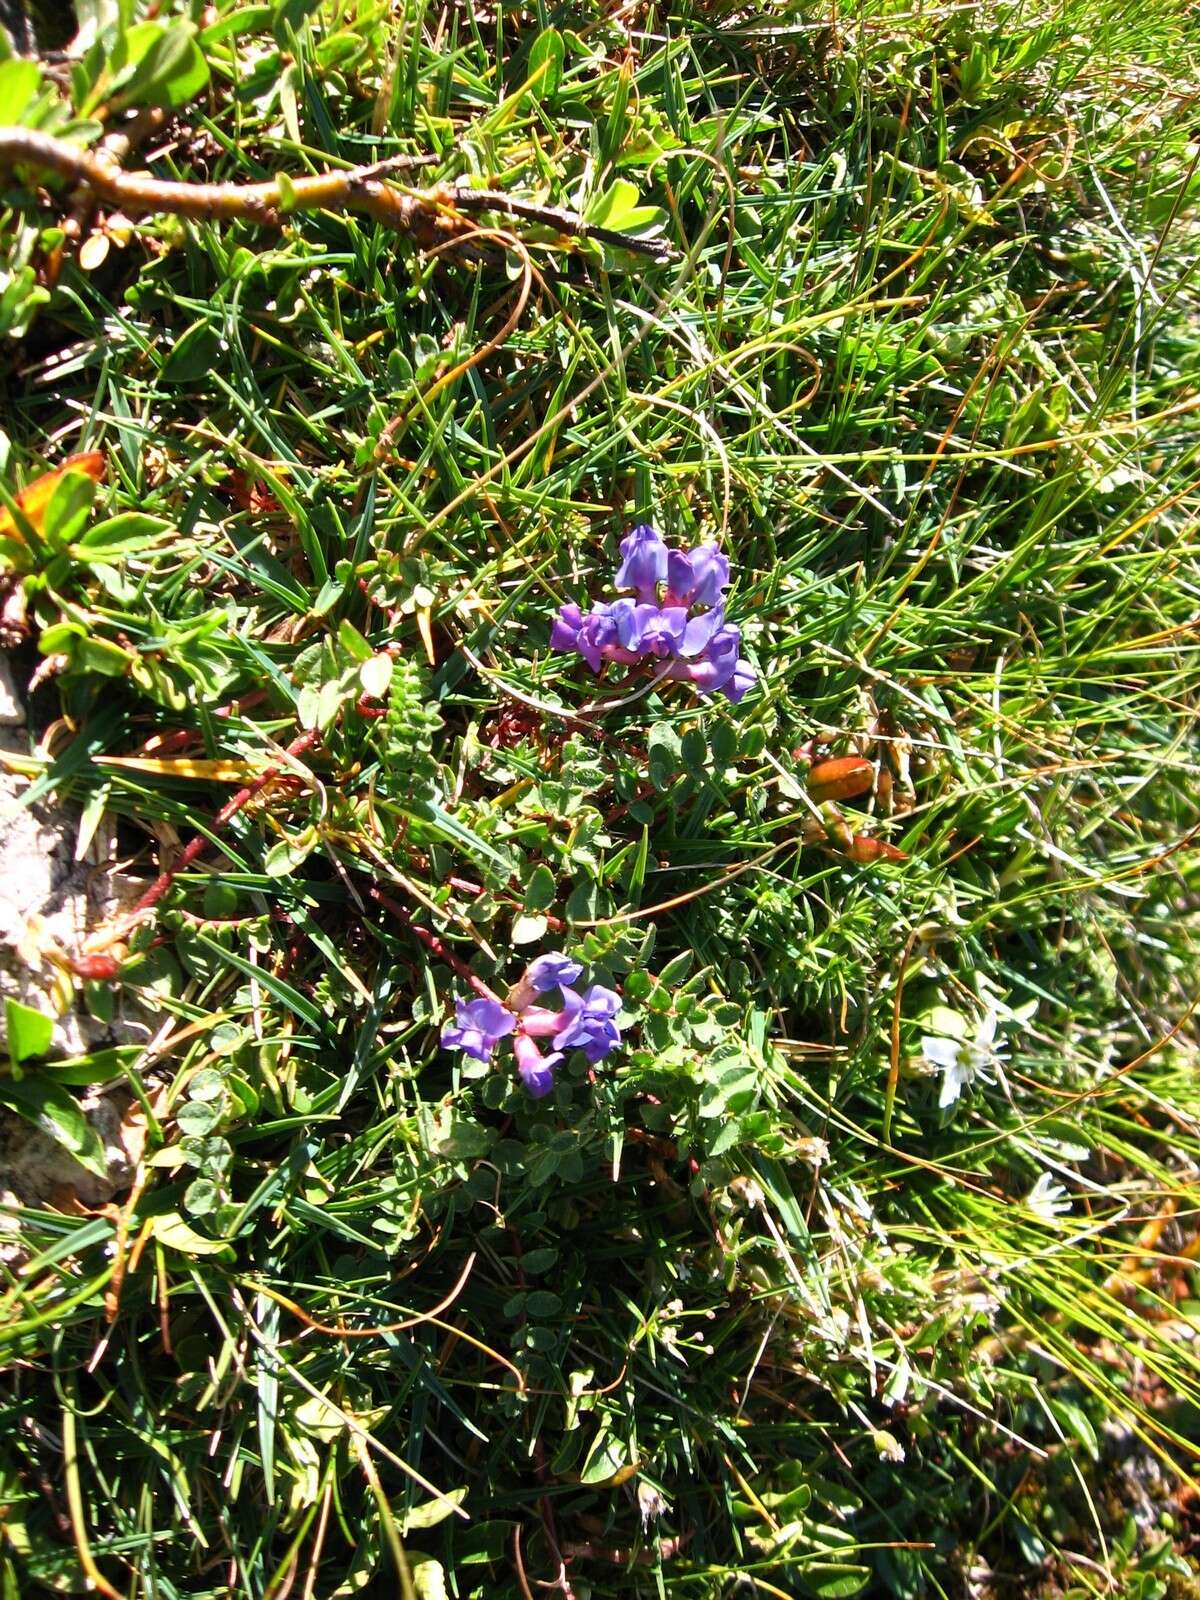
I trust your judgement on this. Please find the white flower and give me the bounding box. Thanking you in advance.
[637,1480,670,1527]
[922,1010,1008,1108]
[1025,1173,1070,1221]
[872,1429,906,1463]
[794,1135,830,1166]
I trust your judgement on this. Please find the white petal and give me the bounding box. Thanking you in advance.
[938,1063,966,1108]
[922,1036,961,1070]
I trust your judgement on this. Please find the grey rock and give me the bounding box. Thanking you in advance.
[0,1090,138,1210]
[0,732,149,1055]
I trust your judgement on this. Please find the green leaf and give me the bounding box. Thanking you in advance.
[275,169,298,215]
[524,1290,562,1319]
[740,724,766,759]
[525,28,564,101]
[1049,1397,1099,1460]
[188,1068,227,1102]
[579,1422,631,1484]
[199,6,274,45]
[5,998,53,1065]
[337,618,372,662]
[151,1211,234,1257]
[0,60,41,124]
[180,1133,232,1172]
[184,1176,219,1216]
[564,880,598,923]
[648,720,681,792]
[40,1045,143,1085]
[398,1488,467,1533]
[359,653,393,699]
[160,320,222,384]
[511,913,548,944]
[913,1004,969,1042]
[584,178,667,240]
[0,1076,109,1179]
[800,1566,871,1598]
[109,21,209,110]
[708,1119,742,1157]
[681,727,707,769]
[74,513,171,559]
[454,1521,516,1565]
[658,951,693,985]
[41,470,98,551]
[314,677,347,730]
[263,826,319,878]
[521,1247,559,1274]
[101,20,166,98]
[294,1391,366,1440]
[623,968,652,1001]
[523,862,557,912]
[429,1113,493,1160]
[0,264,48,342]
[225,1073,260,1118]
[41,622,133,677]
[410,1556,447,1600]
[1011,1518,1048,1567]
[153,31,208,107]
[272,0,324,44]
[77,635,135,676]
[176,1099,220,1137]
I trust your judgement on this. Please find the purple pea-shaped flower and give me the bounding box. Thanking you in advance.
[548,523,754,703]
[442,954,623,1096]
[440,997,515,1063]
[614,524,668,602]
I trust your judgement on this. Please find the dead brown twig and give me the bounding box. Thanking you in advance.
[0,127,676,260]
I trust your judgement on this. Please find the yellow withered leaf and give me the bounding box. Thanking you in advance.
[416,605,436,665]
[78,232,111,273]
[0,452,106,543]
[96,756,271,782]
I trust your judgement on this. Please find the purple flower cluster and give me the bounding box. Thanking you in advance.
[550,525,755,703]
[440,953,622,1098]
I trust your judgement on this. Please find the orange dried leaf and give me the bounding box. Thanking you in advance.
[807,756,875,803]
[844,833,907,864]
[0,452,106,543]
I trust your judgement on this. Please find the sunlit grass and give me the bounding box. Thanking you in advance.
[0,0,1197,1596]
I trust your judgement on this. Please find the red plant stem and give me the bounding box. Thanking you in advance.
[130,728,320,916]
[214,689,269,720]
[135,691,272,757]
[448,875,484,896]
[366,885,503,1001]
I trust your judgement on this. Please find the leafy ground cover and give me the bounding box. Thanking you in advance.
[0,0,1199,1595]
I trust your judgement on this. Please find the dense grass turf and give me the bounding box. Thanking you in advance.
[0,0,1198,1595]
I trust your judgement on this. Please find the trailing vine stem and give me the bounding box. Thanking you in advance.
[0,126,676,260]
